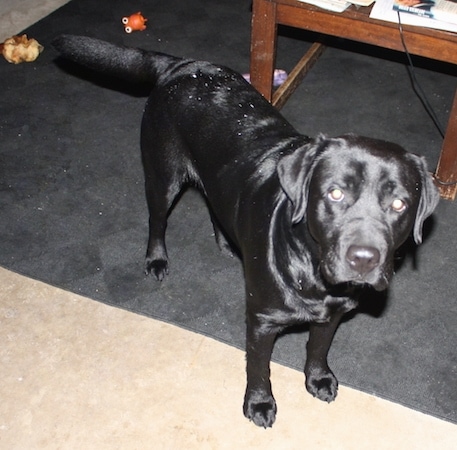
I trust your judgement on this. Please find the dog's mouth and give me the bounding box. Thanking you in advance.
[348,275,389,292]
[321,262,391,292]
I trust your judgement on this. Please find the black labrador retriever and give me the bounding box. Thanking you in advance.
[53,35,440,428]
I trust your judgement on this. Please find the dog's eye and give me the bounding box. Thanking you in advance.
[328,188,344,202]
[391,199,406,212]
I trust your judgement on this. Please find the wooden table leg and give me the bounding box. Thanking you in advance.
[435,88,457,200]
[250,0,278,101]
[272,42,326,110]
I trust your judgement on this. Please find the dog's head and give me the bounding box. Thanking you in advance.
[277,134,440,291]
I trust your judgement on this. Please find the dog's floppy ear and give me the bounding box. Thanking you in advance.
[277,137,325,224]
[409,154,440,244]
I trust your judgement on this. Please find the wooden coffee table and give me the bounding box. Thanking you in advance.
[250,0,457,199]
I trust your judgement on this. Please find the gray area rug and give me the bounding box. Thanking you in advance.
[1,0,456,423]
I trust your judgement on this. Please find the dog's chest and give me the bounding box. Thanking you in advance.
[281,287,358,325]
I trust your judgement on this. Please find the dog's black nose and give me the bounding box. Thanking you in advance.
[346,245,380,275]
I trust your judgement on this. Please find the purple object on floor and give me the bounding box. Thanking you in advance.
[242,69,288,87]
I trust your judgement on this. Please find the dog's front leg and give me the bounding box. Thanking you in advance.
[304,309,345,402]
[243,313,278,428]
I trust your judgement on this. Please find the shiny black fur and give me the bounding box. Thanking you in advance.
[53,35,440,428]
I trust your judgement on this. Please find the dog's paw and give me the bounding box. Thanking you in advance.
[243,390,277,428]
[144,258,169,281]
[305,369,338,403]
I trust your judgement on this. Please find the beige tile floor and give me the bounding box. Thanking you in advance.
[1,2,457,448]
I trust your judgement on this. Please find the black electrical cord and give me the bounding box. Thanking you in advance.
[396,11,446,138]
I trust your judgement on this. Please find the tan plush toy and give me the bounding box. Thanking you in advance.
[1,34,44,64]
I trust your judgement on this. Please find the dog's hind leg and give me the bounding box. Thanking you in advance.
[143,174,179,281]
[141,117,188,281]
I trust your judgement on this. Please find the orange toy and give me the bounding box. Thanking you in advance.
[122,12,147,33]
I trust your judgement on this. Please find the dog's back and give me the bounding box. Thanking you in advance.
[52,36,303,163]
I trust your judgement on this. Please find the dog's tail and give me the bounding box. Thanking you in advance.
[52,35,181,84]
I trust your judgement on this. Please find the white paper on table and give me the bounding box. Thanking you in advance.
[370,0,457,33]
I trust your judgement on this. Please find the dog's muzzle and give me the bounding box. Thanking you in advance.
[320,241,390,291]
